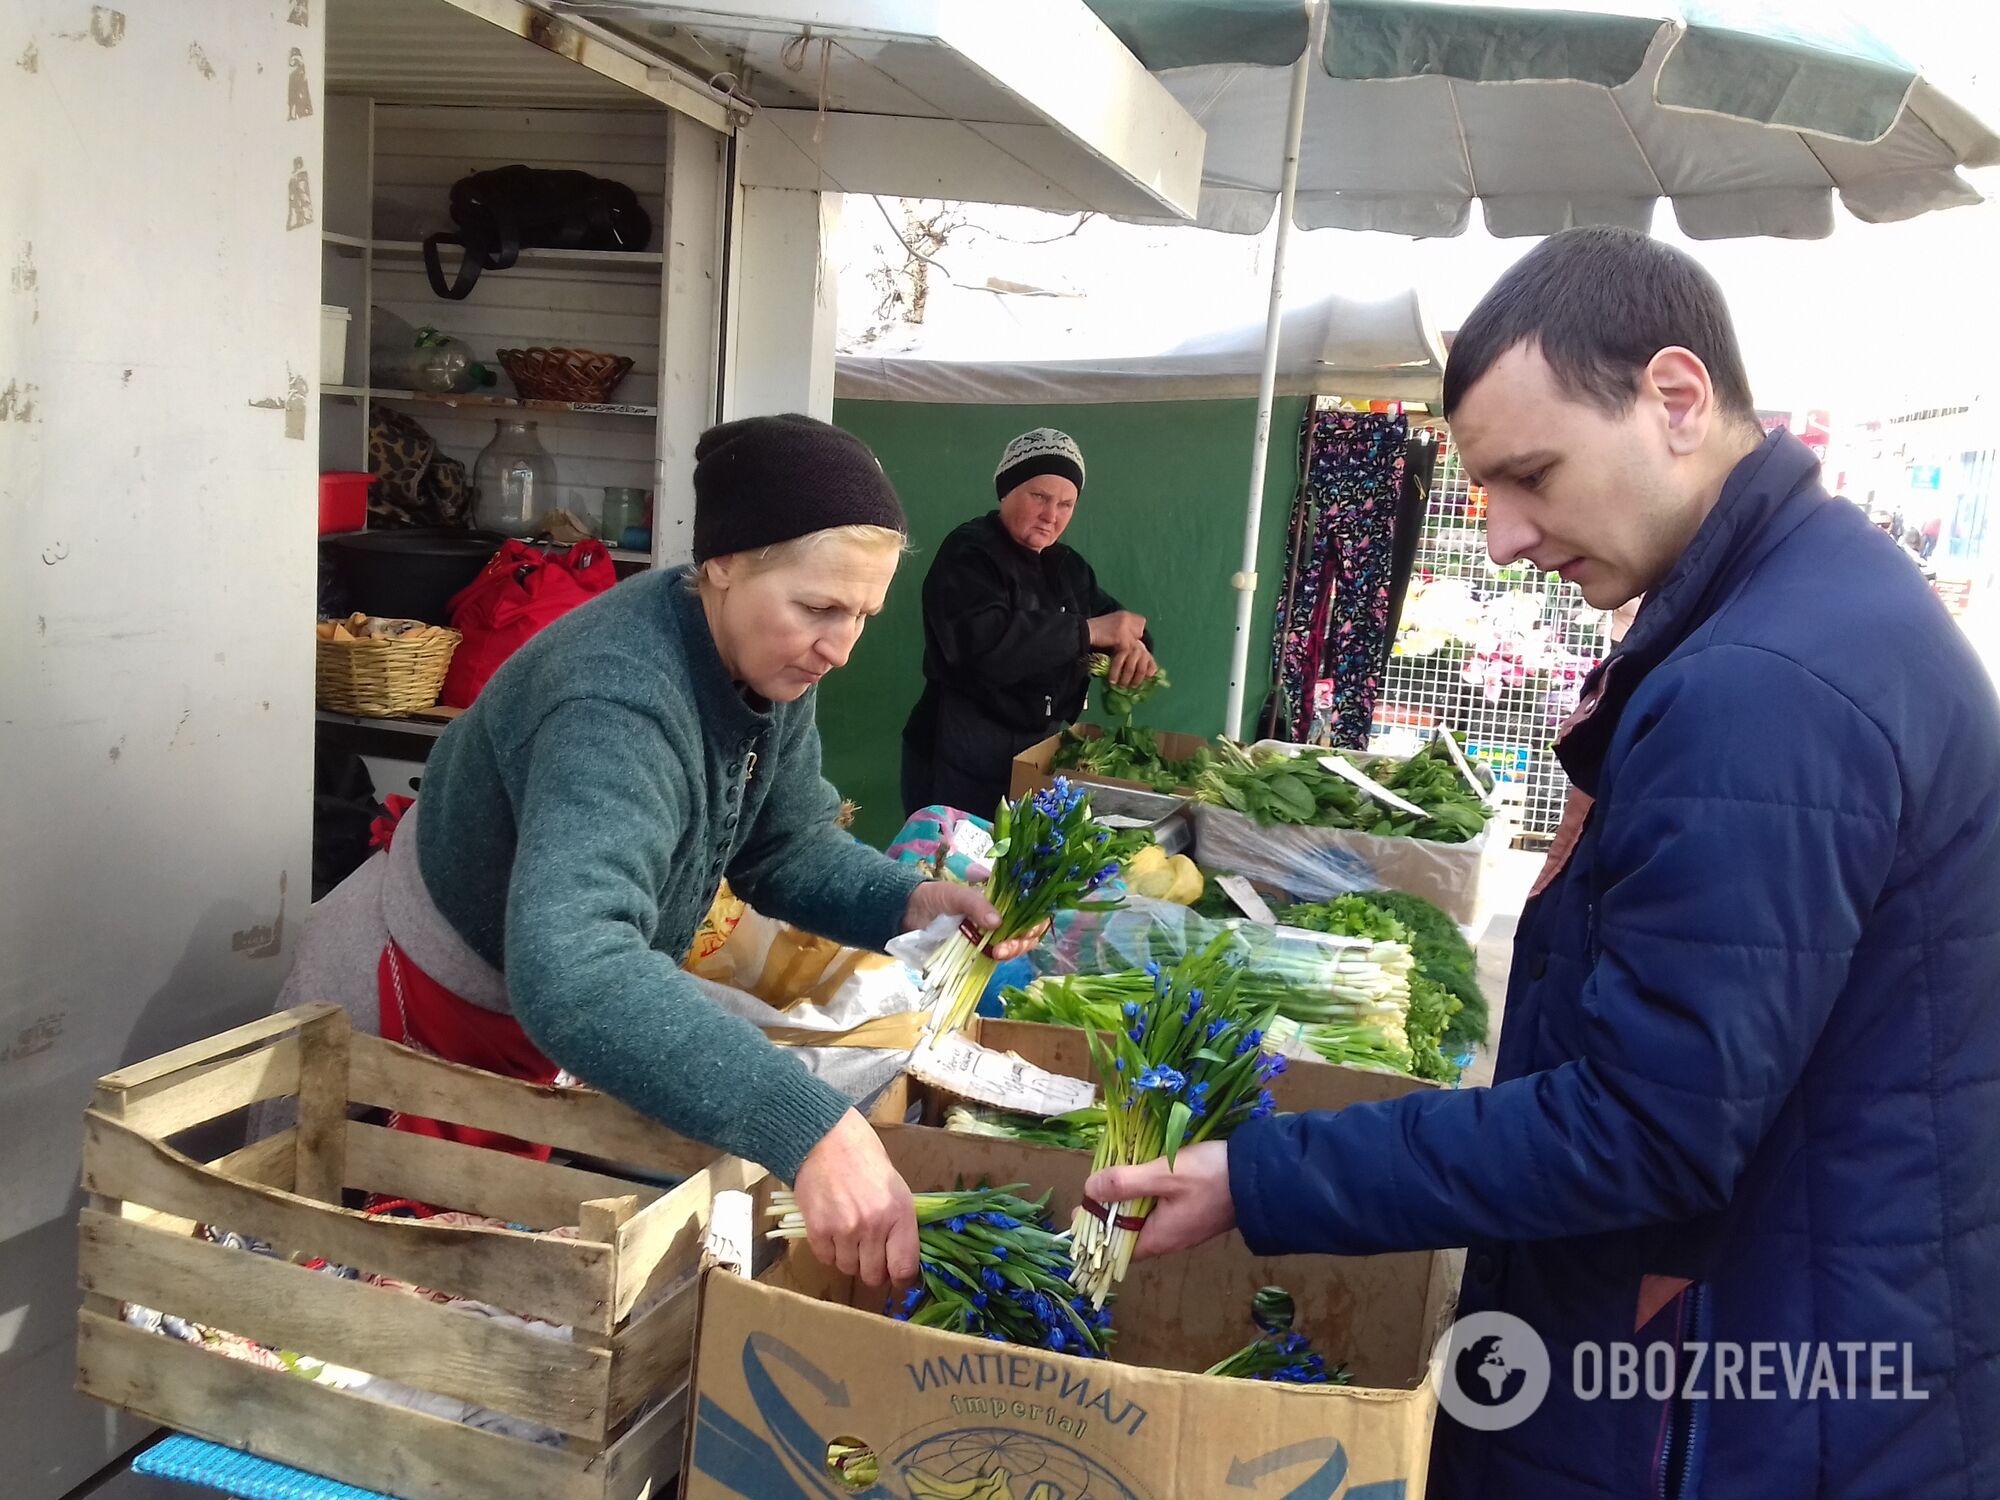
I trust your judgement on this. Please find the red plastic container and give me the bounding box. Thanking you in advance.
[318,471,372,535]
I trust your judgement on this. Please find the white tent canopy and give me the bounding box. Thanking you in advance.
[835,283,1443,404]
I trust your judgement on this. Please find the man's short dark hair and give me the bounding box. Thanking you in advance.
[1442,226,1756,424]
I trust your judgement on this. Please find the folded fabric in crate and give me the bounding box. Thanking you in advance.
[120,1211,585,1450]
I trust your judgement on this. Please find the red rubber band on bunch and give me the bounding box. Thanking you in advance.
[1081,1196,1149,1232]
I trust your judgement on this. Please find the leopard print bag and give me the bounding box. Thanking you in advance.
[368,406,472,529]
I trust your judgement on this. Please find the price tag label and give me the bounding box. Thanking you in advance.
[1434,728,1496,804]
[1319,755,1431,820]
[1217,874,1278,925]
[948,819,995,864]
[704,1190,754,1278]
[908,1032,1099,1117]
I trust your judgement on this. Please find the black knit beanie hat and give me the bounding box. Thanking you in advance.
[994,427,1086,501]
[691,413,906,563]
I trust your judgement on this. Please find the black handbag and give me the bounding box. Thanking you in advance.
[423,165,651,300]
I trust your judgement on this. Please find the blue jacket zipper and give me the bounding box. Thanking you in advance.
[1657,1283,1706,1500]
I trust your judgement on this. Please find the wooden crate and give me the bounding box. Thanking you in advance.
[76,1003,756,1500]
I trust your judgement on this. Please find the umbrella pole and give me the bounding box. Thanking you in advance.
[1223,0,1331,740]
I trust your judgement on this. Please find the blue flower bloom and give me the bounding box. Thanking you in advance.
[1235,1028,1265,1056]
[902,1288,925,1314]
[1127,1016,1147,1044]
[1252,1089,1278,1119]
[986,1213,1022,1231]
[981,1267,1007,1293]
[1185,1081,1211,1120]
[1134,1064,1187,1094]
[1122,1000,1141,1020]
[1206,1017,1229,1043]
[1258,1052,1288,1082]
[947,1215,969,1234]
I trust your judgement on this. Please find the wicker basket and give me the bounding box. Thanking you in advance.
[315,619,460,717]
[497,346,635,403]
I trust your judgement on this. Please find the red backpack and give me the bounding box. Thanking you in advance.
[440,539,616,707]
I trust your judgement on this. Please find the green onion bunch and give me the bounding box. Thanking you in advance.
[768,1184,1115,1358]
[920,779,1144,1041]
[943,1103,1105,1151]
[1069,935,1285,1308]
[1002,925,1430,1081]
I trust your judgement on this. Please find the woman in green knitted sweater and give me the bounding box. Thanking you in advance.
[285,414,1026,1289]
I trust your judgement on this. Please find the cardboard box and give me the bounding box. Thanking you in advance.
[1009,725,1213,802]
[680,1124,1452,1500]
[1193,741,1511,937]
[871,1016,1435,1130]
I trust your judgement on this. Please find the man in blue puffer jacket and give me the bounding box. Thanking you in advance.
[1086,228,2000,1498]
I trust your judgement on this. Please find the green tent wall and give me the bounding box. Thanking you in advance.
[822,396,1310,847]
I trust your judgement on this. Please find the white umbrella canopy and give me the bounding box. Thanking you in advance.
[1091,0,2000,239]
[1079,0,2000,733]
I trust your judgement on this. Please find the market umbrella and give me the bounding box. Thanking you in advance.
[1085,0,2000,734]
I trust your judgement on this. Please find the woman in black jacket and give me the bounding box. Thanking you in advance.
[901,428,1156,816]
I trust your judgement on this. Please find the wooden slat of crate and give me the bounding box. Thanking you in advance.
[347,1033,716,1180]
[112,1037,302,1139]
[83,1109,611,1330]
[343,1120,664,1238]
[211,1129,297,1191]
[611,1156,767,1324]
[600,1381,689,1495]
[294,1008,350,1203]
[78,1208,614,1440]
[76,1309,605,1500]
[607,1278,696,1430]
[100,1004,339,1094]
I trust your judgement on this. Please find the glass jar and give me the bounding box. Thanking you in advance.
[472,419,556,536]
[600,487,646,545]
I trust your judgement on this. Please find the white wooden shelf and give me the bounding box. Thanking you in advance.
[607,548,653,564]
[321,385,656,418]
[315,708,456,739]
[370,239,663,277]
[323,231,660,277]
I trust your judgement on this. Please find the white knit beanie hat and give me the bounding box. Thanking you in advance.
[994,427,1086,499]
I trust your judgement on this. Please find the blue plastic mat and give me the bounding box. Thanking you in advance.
[133,1435,400,1500]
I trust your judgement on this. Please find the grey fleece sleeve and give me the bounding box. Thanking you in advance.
[501,698,851,1183]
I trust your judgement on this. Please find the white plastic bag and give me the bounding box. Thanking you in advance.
[686,907,931,1108]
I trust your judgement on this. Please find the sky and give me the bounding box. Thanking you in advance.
[832,0,2000,422]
